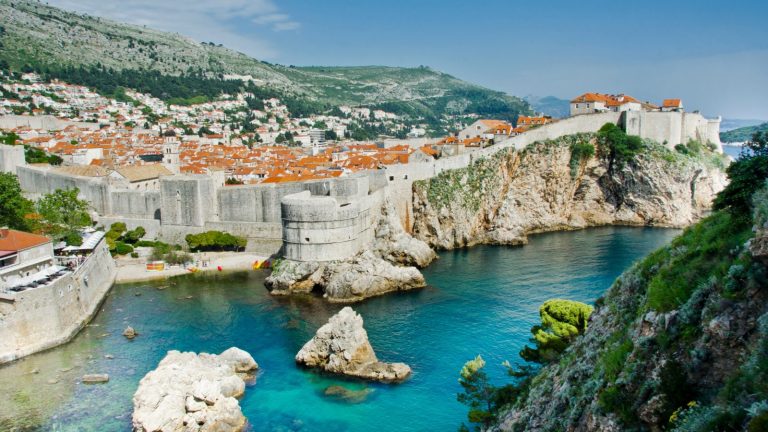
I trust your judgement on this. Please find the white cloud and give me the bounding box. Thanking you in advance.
[251,12,300,31]
[44,0,301,59]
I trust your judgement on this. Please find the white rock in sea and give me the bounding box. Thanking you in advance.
[132,347,258,432]
[296,307,411,382]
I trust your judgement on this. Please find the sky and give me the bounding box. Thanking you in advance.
[46,0,768,119]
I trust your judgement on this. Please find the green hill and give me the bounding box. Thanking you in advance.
[720,122,768,143]
[0,0,530,122]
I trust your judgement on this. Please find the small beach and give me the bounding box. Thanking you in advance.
[114,251,270,283]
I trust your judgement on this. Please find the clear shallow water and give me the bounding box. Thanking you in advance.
[0,227,679,432]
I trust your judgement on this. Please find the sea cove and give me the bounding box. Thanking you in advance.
[0,227,678,431]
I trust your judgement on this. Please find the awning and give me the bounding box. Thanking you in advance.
[63,231,105,252]
[79,231,105,250]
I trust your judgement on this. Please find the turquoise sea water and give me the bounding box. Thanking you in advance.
[0,227,679,432]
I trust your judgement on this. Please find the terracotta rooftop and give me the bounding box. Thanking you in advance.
[115,164,173,182]
[0,229,51,252]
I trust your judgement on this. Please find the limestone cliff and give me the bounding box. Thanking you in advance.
[265,199,436,303]
[412,134,728,250]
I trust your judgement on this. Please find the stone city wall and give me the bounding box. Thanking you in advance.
[0,115,101,131]
[0,144,26,174]
[17,165,113,214]
[0,238,116,364]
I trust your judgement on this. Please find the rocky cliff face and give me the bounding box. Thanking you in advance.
[491,199,768,431]
[265,199,436,302]
[412,134,728,249]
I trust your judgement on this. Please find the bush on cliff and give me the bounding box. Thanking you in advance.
[597,122,644,171]
[520,299,593,363]
[185,231,246,252]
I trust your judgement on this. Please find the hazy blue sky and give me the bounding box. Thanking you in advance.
[48,0,768,119]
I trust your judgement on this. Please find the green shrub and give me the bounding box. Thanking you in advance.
[130,252,139,258]
[185,230,246,251]
[63,231,82,246]
[122,226,146,243]
[520,299,593,363]
[108,222,127,234]
[113,241,134,256]
[597,123,645,170]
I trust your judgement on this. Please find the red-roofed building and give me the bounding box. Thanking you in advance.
[570,93,643,116]
[0,228,54,292]
[661,99,683,112]
[458,119,513,140]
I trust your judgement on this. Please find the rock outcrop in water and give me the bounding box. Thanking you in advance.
[132,347,258,432]
[412,135,728,250]
[266,199,435,303]
[296,307,411,382]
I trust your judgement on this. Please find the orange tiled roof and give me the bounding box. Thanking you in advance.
[0,228,51,252]
[662,99,682,108]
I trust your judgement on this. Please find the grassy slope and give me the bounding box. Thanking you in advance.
[0,0,529,119]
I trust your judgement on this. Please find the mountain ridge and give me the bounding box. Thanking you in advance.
[0,0,530,122]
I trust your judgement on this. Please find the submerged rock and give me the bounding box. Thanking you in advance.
[123,326,137,339]
[82,373,109,384]
[296,307,411,382]
[132,347,258,432]
[323,385,374,403]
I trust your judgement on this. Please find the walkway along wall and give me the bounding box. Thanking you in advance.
[0,238,116,364]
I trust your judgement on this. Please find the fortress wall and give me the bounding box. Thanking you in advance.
[0,144,26,173]
[0,115,100,131]
[109,190,160,219]
[16,165,112,214]
[156,221,282,254]
[98,216,161,239]
[0,239,116,364]
[280,189,382,262]
[624,111,722,149]
[159,176,215,227]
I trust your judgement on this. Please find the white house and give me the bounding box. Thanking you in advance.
[458,119,511,140]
